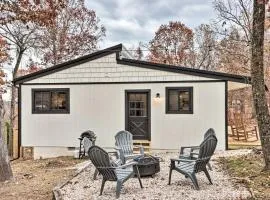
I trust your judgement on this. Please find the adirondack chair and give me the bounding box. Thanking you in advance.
[81,137,98,179]
[168,134,218,190]
[232,113,258,141]
[115,130,144,164]
[88,146,143,198]
[179,128,216,170]
[82,137,121,180]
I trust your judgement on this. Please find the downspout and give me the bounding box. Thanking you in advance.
[225,81,229,150]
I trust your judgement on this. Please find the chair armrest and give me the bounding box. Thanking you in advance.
[97,166,116,170]
[117,161,138,169]
[108,151,118,155]
[170,158,195,163]
[180,146,200,154]
[108,151,119,159]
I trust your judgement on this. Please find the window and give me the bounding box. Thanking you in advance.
[166,87,193,114]
[128,93,147,117]
[32,88,70,114]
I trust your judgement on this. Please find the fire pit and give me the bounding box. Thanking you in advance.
[133,155,160,177]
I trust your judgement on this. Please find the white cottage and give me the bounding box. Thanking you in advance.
[14,44,249,159]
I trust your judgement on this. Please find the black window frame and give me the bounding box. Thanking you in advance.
[32,88,70,114]
[166,87,193,114]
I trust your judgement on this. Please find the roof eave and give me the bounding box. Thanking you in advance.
[13,44,123,85]
[117,58,251,84]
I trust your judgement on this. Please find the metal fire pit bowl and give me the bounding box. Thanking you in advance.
[133,155,160,177]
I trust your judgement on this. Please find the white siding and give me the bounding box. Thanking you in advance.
[21,82,226,158]
[26,54,215,84]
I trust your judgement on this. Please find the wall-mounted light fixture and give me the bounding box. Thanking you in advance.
[153,92,162,105]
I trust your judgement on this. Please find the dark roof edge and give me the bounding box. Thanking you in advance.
[117,58,251,84]
[13,44,123,84]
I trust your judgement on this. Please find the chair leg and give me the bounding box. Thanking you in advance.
[93,168,99,180]
[255,127,259,140]
[188,173,199,190]
[116,181,122,199]
[135,165,143,188]
[244,130,248,141]
[207,162,212,171]
[100,179,106,195]
[237,131,240,141]
[203,169,213,185]
[168,168,173,185]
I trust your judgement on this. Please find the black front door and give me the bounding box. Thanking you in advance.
[125,90,151,140]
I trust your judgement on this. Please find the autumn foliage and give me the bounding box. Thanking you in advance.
[0,37,9,67]
[0,0,66,26]
[148,21,194,66]
[39,0,105,65]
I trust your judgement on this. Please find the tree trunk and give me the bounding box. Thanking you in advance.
[9,48,23,157]
[251,0,270,170]
[0,94,13,182]
[8,86,16,156]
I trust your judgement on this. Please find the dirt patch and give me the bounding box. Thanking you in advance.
[0,157,85,200]
[218,150,270,200]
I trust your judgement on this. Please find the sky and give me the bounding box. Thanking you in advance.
[87,0,217,49]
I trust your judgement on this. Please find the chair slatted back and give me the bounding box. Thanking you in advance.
[194,134,217,173]
[234,113,245,129]
[88,146,117,181]
[115,130,133,155]
[203,128,216,139]
[82,137,92,153]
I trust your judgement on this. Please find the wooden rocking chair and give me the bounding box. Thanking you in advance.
[232,113,258,141]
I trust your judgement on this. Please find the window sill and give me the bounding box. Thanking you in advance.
[166,111,193,114]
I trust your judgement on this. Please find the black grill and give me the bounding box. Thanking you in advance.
[80,130,96,144]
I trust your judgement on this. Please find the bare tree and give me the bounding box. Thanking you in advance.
[213,0,253,42]
[213,0,253,74]
[0,90,13,182]
[217,28,250,74]
[0,39,12,180]
[0,22,40,156]
[194,24,218,70]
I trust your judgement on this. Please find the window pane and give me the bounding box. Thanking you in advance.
[129,110,135,116]
[51,91,67,110]
[129,94,136,101]
[168,90,179,111]
[179,91,190,111]
[34,92,50,111]
[129,102,135,109]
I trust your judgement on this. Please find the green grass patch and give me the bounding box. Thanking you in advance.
[228,144,261,150]
[219,152,270,200]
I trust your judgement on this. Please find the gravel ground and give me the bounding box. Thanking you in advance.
[60,150,251,200]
